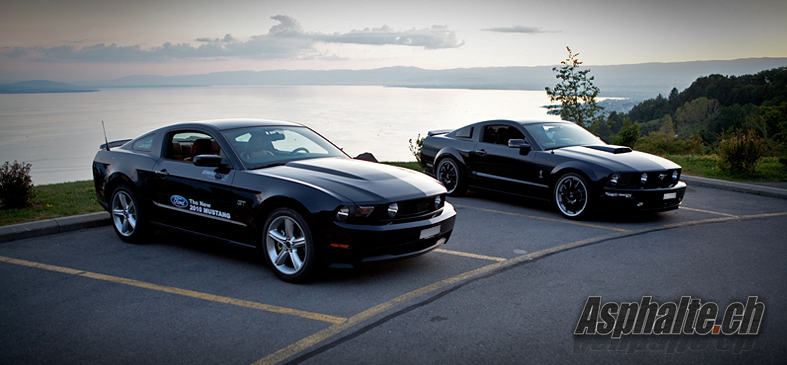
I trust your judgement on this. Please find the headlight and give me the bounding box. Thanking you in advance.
[608,173,620,186]
[672,170,679,181]
[640,172,648,185]
[336,205,375,221]
[434,195,443,209]
[388,203,399,218]
[336,206,350,221]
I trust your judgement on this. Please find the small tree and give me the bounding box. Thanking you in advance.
[545,47,604,129]
[612,118,641,147]
[409,134,424,163]
[0,160,35,209]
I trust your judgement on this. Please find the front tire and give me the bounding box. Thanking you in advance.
[553,173,593,220]
[110,185,150,243]
[436,158,467,196]
[263,208,319,283]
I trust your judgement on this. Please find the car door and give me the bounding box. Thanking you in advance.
[469,124,545,196]
[146,129,249,242]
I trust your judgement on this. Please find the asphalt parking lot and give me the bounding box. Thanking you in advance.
[1,183,786,364]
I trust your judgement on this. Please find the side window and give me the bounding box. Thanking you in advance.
[131,134,155,152]
[166,131,221,163]
[454,126,473,139]
[482,125,525,145]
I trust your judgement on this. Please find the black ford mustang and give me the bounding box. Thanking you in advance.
[420,119,686,219]
[93,119,455,283]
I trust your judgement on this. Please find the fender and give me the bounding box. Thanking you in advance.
[549,160,610,186]
[434,146,473,174]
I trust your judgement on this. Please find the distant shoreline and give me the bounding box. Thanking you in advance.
[0,89,99,94]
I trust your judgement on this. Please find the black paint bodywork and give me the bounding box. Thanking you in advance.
[93,119,455,268]
[420,119,687,213]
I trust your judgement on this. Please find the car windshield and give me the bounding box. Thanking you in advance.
[523,122,604,150]
[222,126,348,169]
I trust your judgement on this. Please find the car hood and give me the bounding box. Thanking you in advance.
[555,145,682,171]
[249,158,446,204]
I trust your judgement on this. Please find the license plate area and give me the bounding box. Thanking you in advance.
[663,192,677,200]
[419,225,441,239]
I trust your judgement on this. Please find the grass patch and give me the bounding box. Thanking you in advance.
[665,155,787,182]
[382,161,423,172]
[0,180,103,226]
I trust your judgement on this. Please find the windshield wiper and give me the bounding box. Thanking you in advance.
[249,162,287,170]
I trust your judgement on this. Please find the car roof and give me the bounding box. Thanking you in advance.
[478,118,572,126]
[164,118,306,132]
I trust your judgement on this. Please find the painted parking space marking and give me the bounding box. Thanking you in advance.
[254,211,787,365]
[434,248,506,262]
[0,255,347,324]
[680,206,739,217]
[454,204,631,232]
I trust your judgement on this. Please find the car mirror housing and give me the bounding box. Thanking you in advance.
[193,155,225,167]
[507,139,531,155]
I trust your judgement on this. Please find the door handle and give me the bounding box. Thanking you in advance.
[155,169,169,177]
[477,149,487,156]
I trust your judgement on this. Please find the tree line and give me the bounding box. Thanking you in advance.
[592,66,787,160]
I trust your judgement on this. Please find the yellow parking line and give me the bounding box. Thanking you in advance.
[454,204,630,232]
[680,207,739,217]
[253,211,787,365]
[434,248,506,262]
[0,255,347,324]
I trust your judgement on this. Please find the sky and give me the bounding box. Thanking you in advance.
[1,0,786,83]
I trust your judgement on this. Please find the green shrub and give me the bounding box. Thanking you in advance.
[0,160,35,209]
[716,130,768,173]
[409,134,424,163]
[612,119,640,147]
[634,132,705,155]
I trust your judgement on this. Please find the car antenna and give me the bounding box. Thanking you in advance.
[102,120,110,151]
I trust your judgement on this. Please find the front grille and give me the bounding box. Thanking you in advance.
[615,170,681,189]
[381,195,445,223]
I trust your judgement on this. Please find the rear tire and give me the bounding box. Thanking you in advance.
[110,185,150,243]
[436,158,467,196]
[262,208,319,283]
[553,173,593,220]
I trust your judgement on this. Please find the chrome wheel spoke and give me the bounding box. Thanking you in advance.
[268,229,287,246]
[290,251,303,271]
[274,250,289,266]
[291,237,306,249]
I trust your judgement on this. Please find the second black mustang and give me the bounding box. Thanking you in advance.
[93,119,455,283]
[420,119,686,219]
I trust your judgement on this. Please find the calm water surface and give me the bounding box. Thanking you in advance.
[0,86,558,184]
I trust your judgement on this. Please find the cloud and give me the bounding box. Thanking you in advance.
[196,34,236,43]
[314,24,464,50]
[2,16,463,63]
[482,25,556,34]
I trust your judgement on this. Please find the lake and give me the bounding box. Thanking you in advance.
[0,85,560,184]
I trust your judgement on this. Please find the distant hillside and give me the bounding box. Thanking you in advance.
[70,58,787,101]
[0,80,98,94]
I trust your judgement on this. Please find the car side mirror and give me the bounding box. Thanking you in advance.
[193,155,226,168]
[507,139,531,155]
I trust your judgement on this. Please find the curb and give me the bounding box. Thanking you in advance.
[1,176,785,243]
[0,212,111,243]
[680,175,787,199]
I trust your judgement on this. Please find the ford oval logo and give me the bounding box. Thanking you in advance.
[170,195,189,208]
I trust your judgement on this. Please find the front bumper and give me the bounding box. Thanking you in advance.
[597,181,687,212]
[322,202,457,268]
